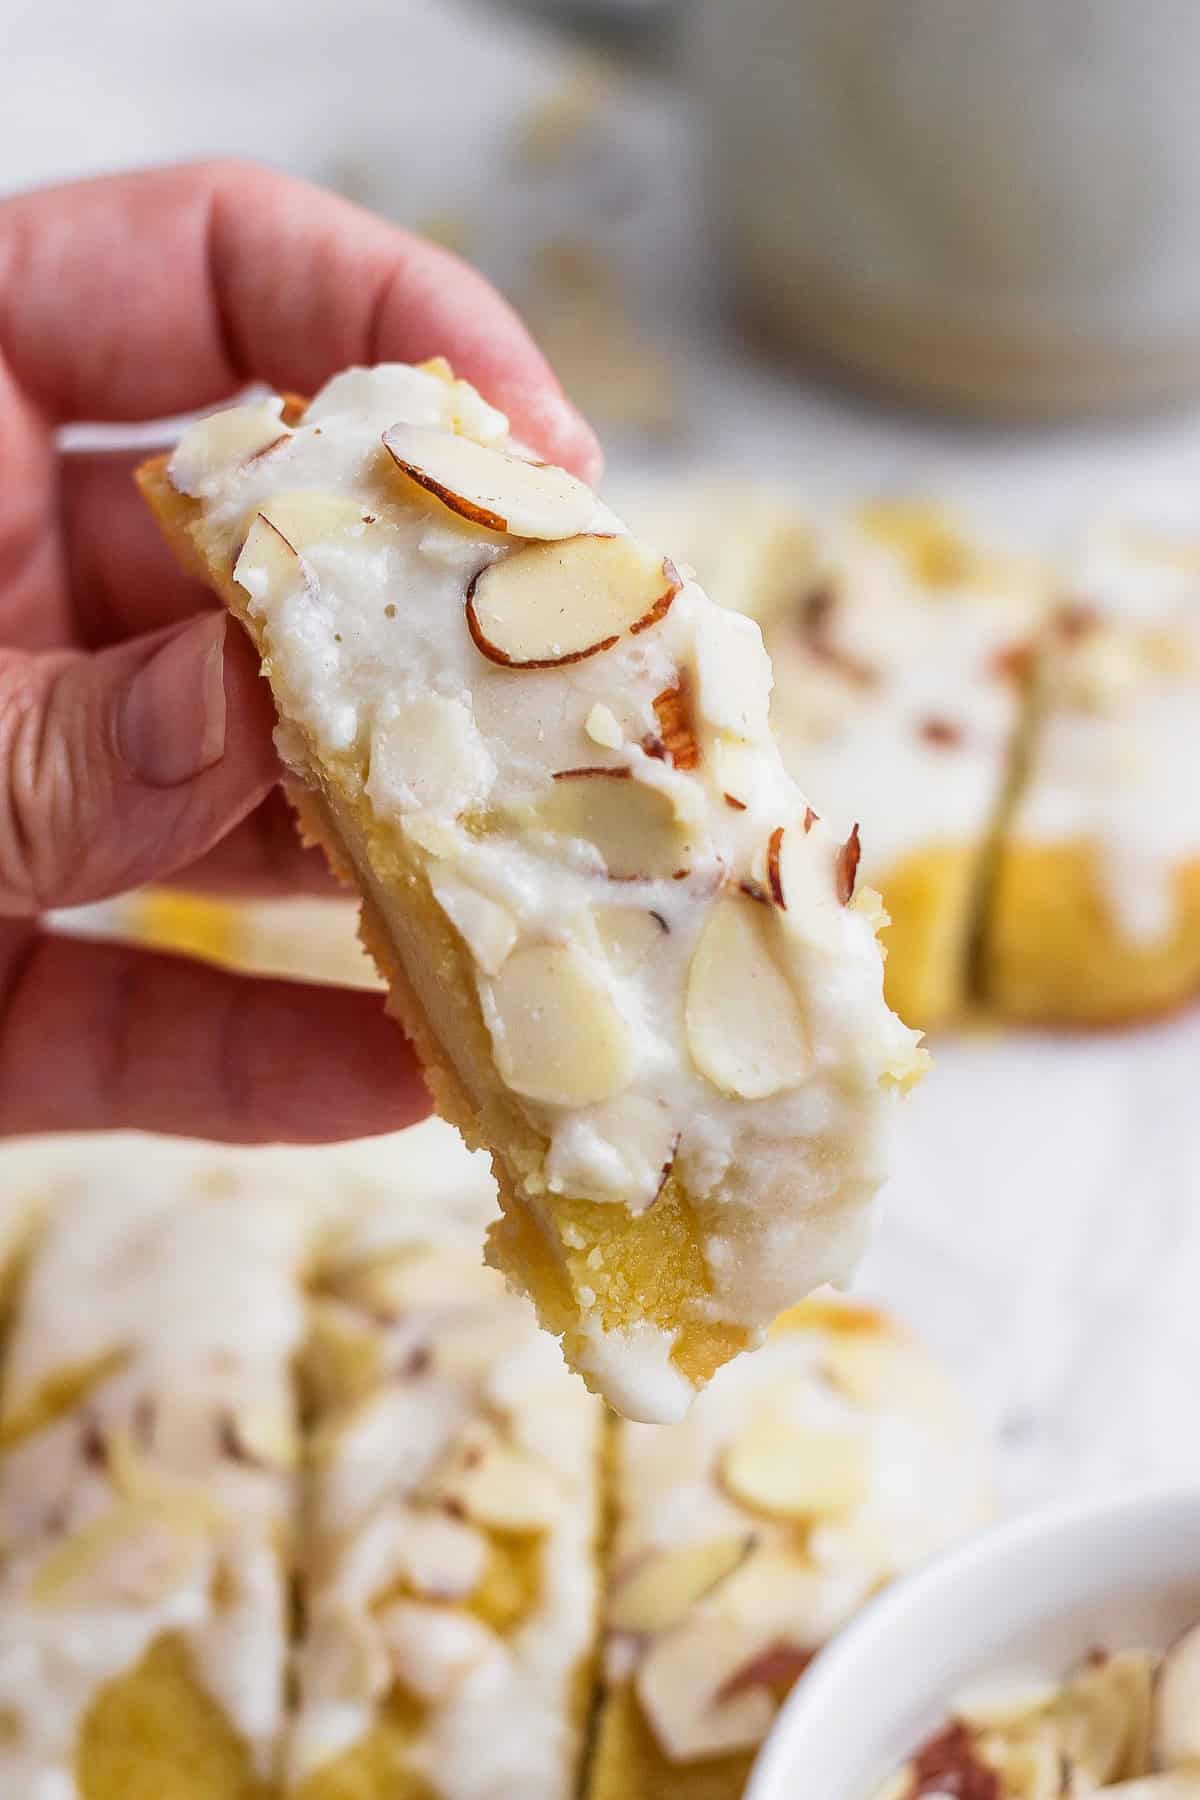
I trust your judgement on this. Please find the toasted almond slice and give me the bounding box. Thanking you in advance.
[1155,1622,1200,1766]
[609,1535,755,1635]
[429,873,518,975]
[821,1332,953,1423]
[836,824,862,905]
[233,512,309,605]
[234,493,380,606]
[685,898,813,1099]
[635,1619,777,1762]
[168,399,288,494]
[1055,1651,1149,1785]
[647,679,700,770]
[527,768,693,880]
[715,1643,816,1703]
[585,703,624,750]
[482,942,634,1106]
[259,490,380,550]
[596,906,670,976]
[720,1412,869,1519]
[466,535,680,668]
[431,1428,561,1533]
[383,423,595,537]
[395,1508,489,1603]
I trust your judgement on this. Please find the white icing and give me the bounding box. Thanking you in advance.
[291,1222,602,1800]
[1014,529,1200,945]
[574,1318,695,1425]
[173,365,925,1419]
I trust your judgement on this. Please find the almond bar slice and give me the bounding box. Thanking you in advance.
[586,1298,990,1800]
[0,1135,330,1798]
[289,1191,603,1800]
[984,526,1200,1024]
[138,359,926,1422]
[625,486,1048,1032]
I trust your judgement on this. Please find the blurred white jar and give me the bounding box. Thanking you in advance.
[698,0,1200,419]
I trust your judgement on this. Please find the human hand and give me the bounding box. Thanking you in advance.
[0,160,600,1143]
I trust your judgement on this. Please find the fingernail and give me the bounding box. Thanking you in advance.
[119,613,228,787]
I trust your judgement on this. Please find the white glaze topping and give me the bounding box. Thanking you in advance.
[169,365,926,1420]
[291,1202,602,1800]
[1014,528,1200,944]
[0,1143,324,1799]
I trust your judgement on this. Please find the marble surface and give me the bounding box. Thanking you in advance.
[8,0,1200,1514]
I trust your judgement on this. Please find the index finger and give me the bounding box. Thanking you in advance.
[0,160,601,479]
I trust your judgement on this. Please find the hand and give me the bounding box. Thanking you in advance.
[0,160,600,1144]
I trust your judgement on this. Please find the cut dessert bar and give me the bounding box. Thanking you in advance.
[985,527,1200,1024]
[0,1138,329,1799]
[629,488,1046,1031]
[119,889,381,990]
[139,361,926,1421]
[289,1192,603,1799]
[586,1297,989,1800]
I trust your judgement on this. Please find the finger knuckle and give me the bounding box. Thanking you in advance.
[0,651,106,911]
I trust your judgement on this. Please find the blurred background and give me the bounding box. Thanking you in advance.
[8,0,1200,1515]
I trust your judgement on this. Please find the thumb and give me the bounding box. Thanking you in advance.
[0,612,281,914]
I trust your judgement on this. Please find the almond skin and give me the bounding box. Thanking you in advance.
[835,824,861,905]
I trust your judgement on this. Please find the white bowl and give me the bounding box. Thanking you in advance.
[749,1485,1200,1800]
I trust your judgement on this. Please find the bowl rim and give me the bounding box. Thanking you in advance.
[748,1480,1200,1800]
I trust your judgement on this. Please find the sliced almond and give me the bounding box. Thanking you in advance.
[266,490,380,546]
[430,1427,561,1533]
[1154,1622,1200,1766]
[766,827,786,907]
[635,1619,777,1763]
[429,873,518,975]
[383,423,595,537]
[720,1412,869,1519]
[482,942,634,1106]
[526,768,692,880]
[1054,1651,1151,1785]
[596,906,670,976]
[715,1642,816,1703]
[692,605,773,740]
[233,512,308,605]
[234,493,379,605]
[366,694,496,820]
[168,400,288,495]
[836,824,862,905]
[466,535,680,668]
[377,1600,495,1702]
[395,1510,490,1602]
[609,1535,755,1635]
[646,679,700,770]
[685,898,812,1099]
